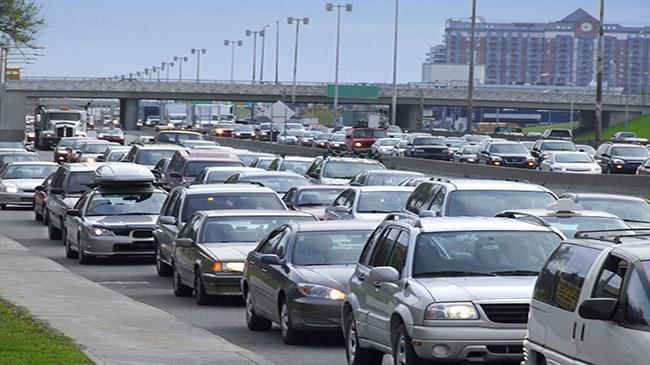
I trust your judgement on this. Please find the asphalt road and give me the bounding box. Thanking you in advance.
[0,135,390,365]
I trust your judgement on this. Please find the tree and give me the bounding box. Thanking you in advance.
[0,0,44,48]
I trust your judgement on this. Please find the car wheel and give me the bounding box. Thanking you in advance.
[194,271,216,305]
[155,245,173,277]
[42,208,49,225]
[77,234,94,265]
[344,311,383,365]
[280,299,307,345]
[48,219,62,240]
[245,289,272,331]
[172,267,192,297]
[392,322,429,365]
[64,230,78,259]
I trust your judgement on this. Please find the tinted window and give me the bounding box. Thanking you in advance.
[413,137,445,145]
[534,243,601,312]
[182,193,284,221]
[184,161,243,177]
[369,228,400,267]
[295,188,344,206]
[135,149,177,165]
[387,232,409,274]
[489,143,529,154]
[65,172,94,194]
[625,261,650,327]
[592,255,628,299]
[292,230,372,265]
[446,190,556,217]
[200,216,314,243]
[357,191,411,213]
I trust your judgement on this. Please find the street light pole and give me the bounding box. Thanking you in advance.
[326,3,353,127]
[594,0,605,146]
[275,21,280,85]
[390,0,399,126]
[191,48,206,82]
[260,25,270,82]
[224,40,243,83]
[174,56,188,81]
[465,0,477,133]
[288,17,309,106]
[246,30,260,84]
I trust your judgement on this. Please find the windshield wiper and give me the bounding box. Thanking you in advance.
[413,271,496,277]
[491,270,539,276]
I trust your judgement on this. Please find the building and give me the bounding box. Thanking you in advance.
[424,9,650,93]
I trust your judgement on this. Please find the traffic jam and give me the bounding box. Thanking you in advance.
[2,122,650,365]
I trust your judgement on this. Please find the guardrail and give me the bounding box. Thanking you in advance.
[211,137,650,196]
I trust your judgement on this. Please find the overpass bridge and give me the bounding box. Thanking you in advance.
[1,78,648,140]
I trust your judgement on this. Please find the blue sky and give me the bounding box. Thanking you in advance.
[27,0,650,82]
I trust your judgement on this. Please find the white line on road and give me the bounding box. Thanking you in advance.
[95,281,151,285]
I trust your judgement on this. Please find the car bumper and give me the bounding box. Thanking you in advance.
[289,297,343,331]
[0,192,34,206]
[409,324,526,362]
[202,273,242,296]
[80,233,156,257]
[611,164,641,174]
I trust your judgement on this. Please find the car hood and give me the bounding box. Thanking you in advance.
[1,179,43,190]
[415,276,537,302]
[554,162,599,169]
[202,243,257,261]
[295,205,327,219]
[320,177,349,185]
[294,264,356,292]
[85,215,158,226]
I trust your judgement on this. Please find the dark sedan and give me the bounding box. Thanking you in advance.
[242,221,378,344]
[283,185,346,219]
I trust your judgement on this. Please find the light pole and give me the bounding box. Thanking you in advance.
[594,0,605,146]
[288,17,310,106]
[152,66,160,81]
[161,61,174,81]
[224,40,243,83]
[275,20,280,85]
[246,29,261,84]
[390,0,399,126]
[174,56,188,81]
[191,48,206,82]
[326,3,353,126]
[465,0,478,133]
[260,25,270,82]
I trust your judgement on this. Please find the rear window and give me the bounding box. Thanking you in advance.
[183,161,243,177]
[182,193,285,222]
[548,130,572,137]
[446,190,557,217]
[540,141,576,151]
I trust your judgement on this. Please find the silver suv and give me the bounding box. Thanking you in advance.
[342,214,564,365]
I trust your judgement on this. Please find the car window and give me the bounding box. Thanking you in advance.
[446,190,557,217]
[358,227,382,265]
[592,255,628,299]
[178,215,199,238]
[387,231,409,275]
[356,191,411,214]
[171,193,183,219]
[624,261,650,327]
[65,172,94,194]
[258,228,286,254]
[428,187,446,215]
[274,230,291,258]
[369,228,400,267]
[405,183,439,214]
[534,243,601,312]
[182,193,285,221]
[334,190,351,206]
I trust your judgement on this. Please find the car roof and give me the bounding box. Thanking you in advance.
[566,193,647,203]
[295,220,380,232]
[417,217,555,233]
[432,178,551,192]
[199,209,310,218]
[351,186,415,193]
[184,184,278,195]
[63,162,105,172]
[236,171,307,178]
[499,209,620,219]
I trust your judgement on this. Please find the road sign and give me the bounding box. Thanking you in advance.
[263,101,295,123]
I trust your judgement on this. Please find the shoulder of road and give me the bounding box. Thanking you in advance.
[0,233,274,365]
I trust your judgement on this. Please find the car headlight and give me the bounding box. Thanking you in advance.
[354,142,363,147]
[424,302,479,320]
[1,184,19,193]
[466,158,475,162]
[89,227,114,236]
[261,132,268,136]
[212,261,245,273]
[86,157,96,163]
[592,165,602,172]
[215,129,224,135]
[297,283,346,300]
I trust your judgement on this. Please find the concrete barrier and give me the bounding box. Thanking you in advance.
[212,137,650,196]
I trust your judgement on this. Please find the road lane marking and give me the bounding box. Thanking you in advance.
[95,281,150,285]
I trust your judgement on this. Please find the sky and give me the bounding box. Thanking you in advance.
[25,0,650,83]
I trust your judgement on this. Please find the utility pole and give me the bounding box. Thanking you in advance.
[275,21,280,85]
[465,0,477,133]
[288,17,310,106]
[390,0,399,126]
[174,56,188,81]
[246,30,260,84]
[594,0,605,146]
[326,3,353,127]
[260,25,270,82]
[191,48,206,82]
[224,40,243,83]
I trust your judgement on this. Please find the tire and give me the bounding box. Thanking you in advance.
[48,219,62,240]
[392,323,429,365]
[172,267,192,297]
[280,299,307,345]
[64,230,78,259]
[344,311,383,365]
[245,289,272,331]
[194,271,216,305]
[77,235,94,265]
[42,208,49,225]
[155,247,173,277]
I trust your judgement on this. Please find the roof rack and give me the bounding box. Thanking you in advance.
[385,212,422,228]
[495,211,553,228]
[574,228,650,244]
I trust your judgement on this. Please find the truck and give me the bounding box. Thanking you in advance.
[193,103,234,131]
[162,102,189,128]
[34,107,87,150]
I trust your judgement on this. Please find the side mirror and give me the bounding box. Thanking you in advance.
[260,254,281,265]
[334,206,352,214]
[66,209,82,217]
[50,187,64,195]
[601,153,610,158]
[349,182,362,187]
[158,216,177,225]
[579,298,618,321]
[169,172,182,179]
[35,185,45,192]
[368,266,400,284]
[175,238,194,248]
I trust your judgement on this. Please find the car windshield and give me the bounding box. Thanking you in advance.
[413,137,445,145]
[489,143,528,154]
[135,149,177,165]
[100,129,123,136]
[541,141,576,151]
[554,153,593,163]
[201,216,314,243]
[184,161,243,177]
[107,151,127,162]
[412,231,561,277]
[48,112,81,121]
[241,176,310,193]
[611,146,649,157]
[2,165,58,179]
[352,130,387,138]
[57,139,77,148]
[543,216,631,238]
[0,153,40,163]
[461,146,480,154]
[323,161,382,179]
[378,139,400,146]
[357,191,411,213]
[206,170,247,183]
[316,134,332,140]
[578,198,650,222]
[366,174,418,186]
[618,132,636,138]
[292,230,372,265]
[386,126,401,133]
[182,193,285,222]
[238,154,266,166]
[66,172,94,194]
[158,133,202,143]
[446,190,557,217]
[284,123,303,130]
[0,142,24,149]
[254,159,274,169]
[279,160,312,174]
[234,126,254,132]
[548,130,571,137]
[82,144,112,154]
[85,191,167,216]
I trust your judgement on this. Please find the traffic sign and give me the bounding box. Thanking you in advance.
[263,101,295,123]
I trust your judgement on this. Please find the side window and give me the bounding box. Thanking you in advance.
[283,189,295,205]
[268,159,279,170]
[624,262,650,327]
[75,193,90,211]
[359,227,382,265]
[428,187,446,215]
[274,229,291,258]
[334,190,350,206]
[258,229,286,254]
[50,168,66,189]
[168,154,182,172]
[387,231,409,275]
[178,214,198,238]
[194,171,205,183]
[595,144,608,157]
[533,243,601,312]
[162,191,178,217]
[189,217,202,240]
[369,228,400,267]
[173,194,184,221]
[592,255,629,299]
[313,160,322,176]
[343,191,355,208]
[405,183,439,214]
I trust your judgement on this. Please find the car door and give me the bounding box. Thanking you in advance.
[349,226,383,339]
[48,168,68,228]
[174,215,202,284]
[262,228,292,322]
[66,193,89,248]
[157,191,182,262]
[249,228,287,318]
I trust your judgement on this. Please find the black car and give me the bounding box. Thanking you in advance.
[404,136,449,160]
[595,142,650,174]
[478,141,536,168]
[242,221,378,344]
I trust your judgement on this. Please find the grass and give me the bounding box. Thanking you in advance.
[523,122,575,134]
[0,298,93,365]
[577,114,650,141]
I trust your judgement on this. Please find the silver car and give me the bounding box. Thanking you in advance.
[342,215,563,365]
[0,161,58,209]
[323,186,414,221]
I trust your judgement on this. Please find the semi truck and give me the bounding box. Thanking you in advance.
[34,107,87,150]
[193,103,234,131]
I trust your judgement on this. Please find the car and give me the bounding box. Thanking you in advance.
[53,137,87,162]
[560,193,650,229]
[256,123,277,142]
[76,141,118,163]
[179,140,221,149]
[393,140,409,157]
[277,130,302,145]
[0,162,58,209]
[283,185,346,219]
[530,139,578,164]
[249,156,278,170]
[192,166,264,185]
[612,131,648,143]
[155,130,204,144]
[312,133,333,149]
[343,215,564,365]
[242,220,379,344]
[524,231,650,365]
[404,135,450,160]
[478,140,537,168]
[305,156,386,185]
[324,186,414,221]
[121,144,185,169]
[0,150,41,169]
[384,125,404,138]
[403,178,558,217]
[231,151,275,167]
[462,134,490,143]
[308,125,329,133]
[370,138,403,158]
[172,210,317,304]
[154,184,287,277]
[541,128,572,140]
[162,149,244,189]
[348,170,424,186]
[637,158,650,175]
[65,139,97,163]
[225,171,311,196]
[595,142,650,174]
[443,138,466,158]
[327,134,347,154]
[63,164,168,264]
[103,146,131,162]
[538,151,602,174]
[96,127,125,145]
[297,131,319,146]
[212,122,236,138]
[33,173,55,223]
[452,144,480,163]
[267,156,315,175]
[232,124,257,139]
[131,135,155,146]
[345,128,388,155]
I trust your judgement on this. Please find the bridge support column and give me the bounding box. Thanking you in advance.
[395,104,422,131]
[602,110,642,129]
[119,98,139,131]
[0,91,28,141]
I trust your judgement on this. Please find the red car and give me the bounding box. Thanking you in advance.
[33,172,55,224]
[345,127,387,155]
